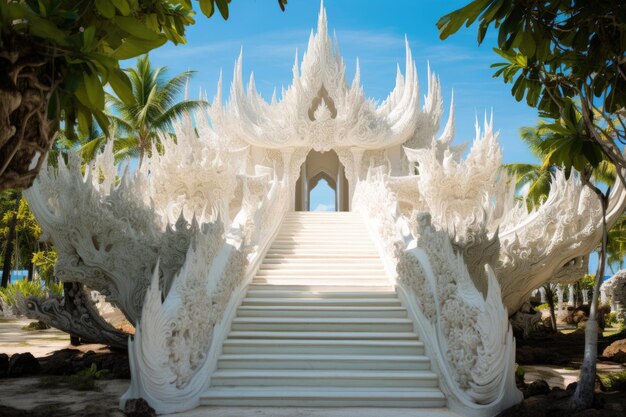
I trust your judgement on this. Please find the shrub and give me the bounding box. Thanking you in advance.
[598,371,626,392]
[0,278,63,307]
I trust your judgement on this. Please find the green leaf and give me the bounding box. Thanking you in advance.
[83,71,105,109]
[199,0,215,17]
[215,0,229,19]
[111,0,131,16]
[82,26,96,50]
[520,30,536,57]
[95,0,116,19]
[114,16,162,40]
[76,107,91,136]
[114,36,167,60]
[108,68,134,105]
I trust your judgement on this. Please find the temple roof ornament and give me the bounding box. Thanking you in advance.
[209,2,444,152]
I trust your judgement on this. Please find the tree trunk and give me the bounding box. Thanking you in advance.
[570,194,608,410]
[27,262,34,281]
[547,285,557,332]
[1,193,20,288]
[0,34,59,192]
[542,284,557,331]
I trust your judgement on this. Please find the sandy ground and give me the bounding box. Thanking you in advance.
[0,318,71,357]
[0,376,128,416]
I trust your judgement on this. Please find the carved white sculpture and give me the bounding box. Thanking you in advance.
[23,3,626,416]
[602,270,626,312]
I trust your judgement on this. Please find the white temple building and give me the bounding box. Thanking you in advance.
[22,3,626,416]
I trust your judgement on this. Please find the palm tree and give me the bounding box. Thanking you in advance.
[1,189,21,288]
[106,55,207,166]
[504,122,615,208]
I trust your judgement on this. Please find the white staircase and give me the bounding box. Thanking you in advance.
[201,211,446,408]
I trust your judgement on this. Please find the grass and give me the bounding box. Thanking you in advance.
[603,327,623,338]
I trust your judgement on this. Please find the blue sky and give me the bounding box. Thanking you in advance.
[147,0,605,273]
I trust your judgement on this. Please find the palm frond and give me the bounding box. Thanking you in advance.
[153,100,208,132]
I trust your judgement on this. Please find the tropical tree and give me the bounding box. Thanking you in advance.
[106,55,207,166]
[1,191,46,287]
[606,214,626,274]
[438,2,626,409]
[0,0,287,191]
[505,122,616,208]
[1,190,20,288]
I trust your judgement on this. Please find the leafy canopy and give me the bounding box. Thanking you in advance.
[0,0,285,140]
[437,0,626,176]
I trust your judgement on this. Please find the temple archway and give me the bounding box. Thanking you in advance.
[295,149,349,211]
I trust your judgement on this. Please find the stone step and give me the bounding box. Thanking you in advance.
[216,354,432,370]
[230,317,414,332]
[221,339,425,355]
[245,290,397,299]
[247,284,393,292]
[241,298,402,307]
[209,369,440,388]
[236,305,407,318]
[227,331,417,340]
[199,387,446,408]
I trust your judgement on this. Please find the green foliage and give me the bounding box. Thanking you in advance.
[598,371,626,392]
[0,0,255,141]
[21,321,50,331]
[578,274,595,291]
[438,1,626,176]
[0,278,62,307]
[515,366,525,385]
[31,250,57,282]
[106,55,207,164]
[605,312,618,328]
[535,303,549,311]
[607,214,626,272]
[68,363,109,391]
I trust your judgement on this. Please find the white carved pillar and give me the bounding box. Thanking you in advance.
[568,284,574,306]
[556,286,564,310]
[336,164,344,211]
[540,287,547,303]
[280,148,294,211]
[300,162,309,211]
[582,289,589,305]
[349,147,364,210]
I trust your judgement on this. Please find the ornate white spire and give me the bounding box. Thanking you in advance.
[209,2,444,152]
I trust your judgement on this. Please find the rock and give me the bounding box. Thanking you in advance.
[81,351,130,379]
[567,382,578,391]
[0,405,43,416]
[496,395,550,417]
[124,398,156,417]
[39,348,81,375]
[526,380,551,398]
[8,353,40,377]
[38,348,130,379]
[0,353,9,377]
[602,339,626,363]
[572,410,622,417]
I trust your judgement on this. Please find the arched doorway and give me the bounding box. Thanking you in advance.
[295,150,349,211]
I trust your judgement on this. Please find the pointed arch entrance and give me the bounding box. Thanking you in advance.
[295,149,349,211]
